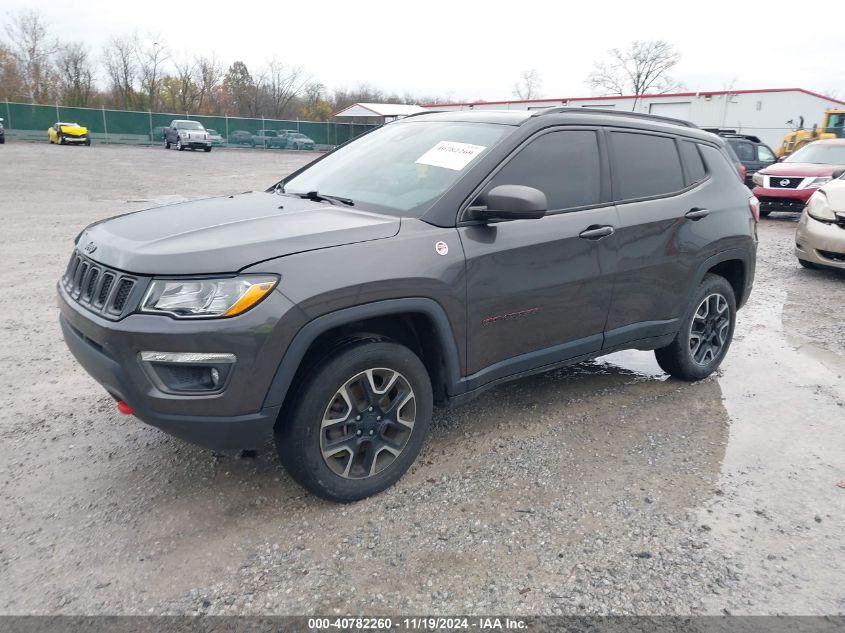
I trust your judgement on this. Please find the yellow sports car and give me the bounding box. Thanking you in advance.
[48,122,91,146]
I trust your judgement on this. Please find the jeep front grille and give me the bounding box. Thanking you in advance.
[62,251,144,319]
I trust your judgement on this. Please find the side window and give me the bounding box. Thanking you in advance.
[757,145,776,162]
[487,130,601,211]
[679,141,707,185]
[610,132,684,200]
[731,141,756,161]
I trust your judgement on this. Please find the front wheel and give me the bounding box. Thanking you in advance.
[204,146,212,152]
[759,209,771,218]
[276,340,433,502]
[655,273,736,381]
[176,139,184,151]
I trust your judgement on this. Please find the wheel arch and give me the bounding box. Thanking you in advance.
[263,298,463,423]
[690,248,754,310]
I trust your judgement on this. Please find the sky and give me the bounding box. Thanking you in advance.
[4,0,843,103]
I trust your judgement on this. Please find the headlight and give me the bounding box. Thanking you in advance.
[752,172,765,186]
[808,177,831,189]
[141,275,278,318]
[806,192,835,222]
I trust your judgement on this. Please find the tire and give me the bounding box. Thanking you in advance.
[759,209,771,218]
[164,138,170,149]
[58,135,65,145]
[276,340,433,502]
[293,142,300,150]
[85,139,91,146]
[176,139,183,151]
[654,273,736,381]
[204,146,212,152]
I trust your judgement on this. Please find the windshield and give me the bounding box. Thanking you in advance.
[263,130,278,137]
[207,129,218,134]
[283,120,511,216]
[292,133,308,139]
[177,121,204,130]
[785,143,845,165]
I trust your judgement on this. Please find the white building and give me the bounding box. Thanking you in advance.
[423,88,845,149]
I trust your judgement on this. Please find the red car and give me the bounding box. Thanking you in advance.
[752,139,845,217]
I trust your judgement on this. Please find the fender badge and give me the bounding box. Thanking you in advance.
[84,241,97,254]
[435,241,449,256]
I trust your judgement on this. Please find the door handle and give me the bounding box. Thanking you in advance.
[685,207,710,220]
[579,225,615,240]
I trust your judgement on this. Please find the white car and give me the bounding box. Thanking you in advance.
[796,169,845,271]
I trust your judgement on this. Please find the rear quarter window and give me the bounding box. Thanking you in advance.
[610,132,684,201]
[679,141,708,185]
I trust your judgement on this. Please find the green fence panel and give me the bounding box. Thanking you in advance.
[2,101,378,147]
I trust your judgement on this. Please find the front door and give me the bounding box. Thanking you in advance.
[458,129,618,389]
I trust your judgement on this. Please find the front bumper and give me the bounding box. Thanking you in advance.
[752,186,814,212]
[57,282,298,449]
[795,212,845,270]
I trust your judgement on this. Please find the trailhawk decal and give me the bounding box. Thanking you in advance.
[481,307,539,326]
[435,241,449,256]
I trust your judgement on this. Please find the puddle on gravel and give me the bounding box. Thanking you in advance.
[698,289,845,613]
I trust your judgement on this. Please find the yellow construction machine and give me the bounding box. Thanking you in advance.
[777,109,845,157]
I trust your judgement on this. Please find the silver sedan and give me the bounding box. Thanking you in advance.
[796,170,845,271]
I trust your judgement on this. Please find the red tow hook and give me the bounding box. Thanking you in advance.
[116,401,134,416]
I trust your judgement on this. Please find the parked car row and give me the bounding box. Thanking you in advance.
[739,137,845,272]
[228,128,316,149]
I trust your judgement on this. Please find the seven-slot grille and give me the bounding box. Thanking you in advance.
[768,176,803,189]
[62,251,140,318]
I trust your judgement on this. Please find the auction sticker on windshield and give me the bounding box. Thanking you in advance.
[416,141,486,171]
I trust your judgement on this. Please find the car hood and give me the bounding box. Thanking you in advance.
[761,162,845,177]
[78,191,401,275]
[59,124,87,135]
[819,179,845,212]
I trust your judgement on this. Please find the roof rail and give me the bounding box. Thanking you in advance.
[530,107,698,129]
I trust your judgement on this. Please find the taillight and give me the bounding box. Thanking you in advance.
[748,196,760,222]
[738,164,747,182]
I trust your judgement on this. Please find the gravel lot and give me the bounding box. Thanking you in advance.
[1,143,843,616]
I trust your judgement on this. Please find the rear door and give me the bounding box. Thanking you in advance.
[459,128,618,387]
[603,130,713,348]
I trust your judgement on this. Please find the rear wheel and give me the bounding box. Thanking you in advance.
[164,138,170,149]
[276,340,432,502]
[655,274,736,381]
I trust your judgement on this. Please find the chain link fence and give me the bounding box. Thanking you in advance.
[1,101,376,149]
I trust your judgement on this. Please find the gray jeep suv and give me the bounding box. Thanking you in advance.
[58,109,758,501]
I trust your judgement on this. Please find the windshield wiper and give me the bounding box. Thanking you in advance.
[290,191,355,206]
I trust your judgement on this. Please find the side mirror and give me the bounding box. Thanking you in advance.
[473,185,547,221]
[777,155,786,162]
[832,169,845,180]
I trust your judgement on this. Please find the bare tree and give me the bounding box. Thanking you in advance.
[263,59,309,119]
[194,54,223,114]
[3,9,58,103]
[512,69,542,100]
[55,42,95,106]
[0,43,25,102]
[102,35,137,109]
[588,40,684,109]
[135,36,168,110]
[172,57,198,113]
